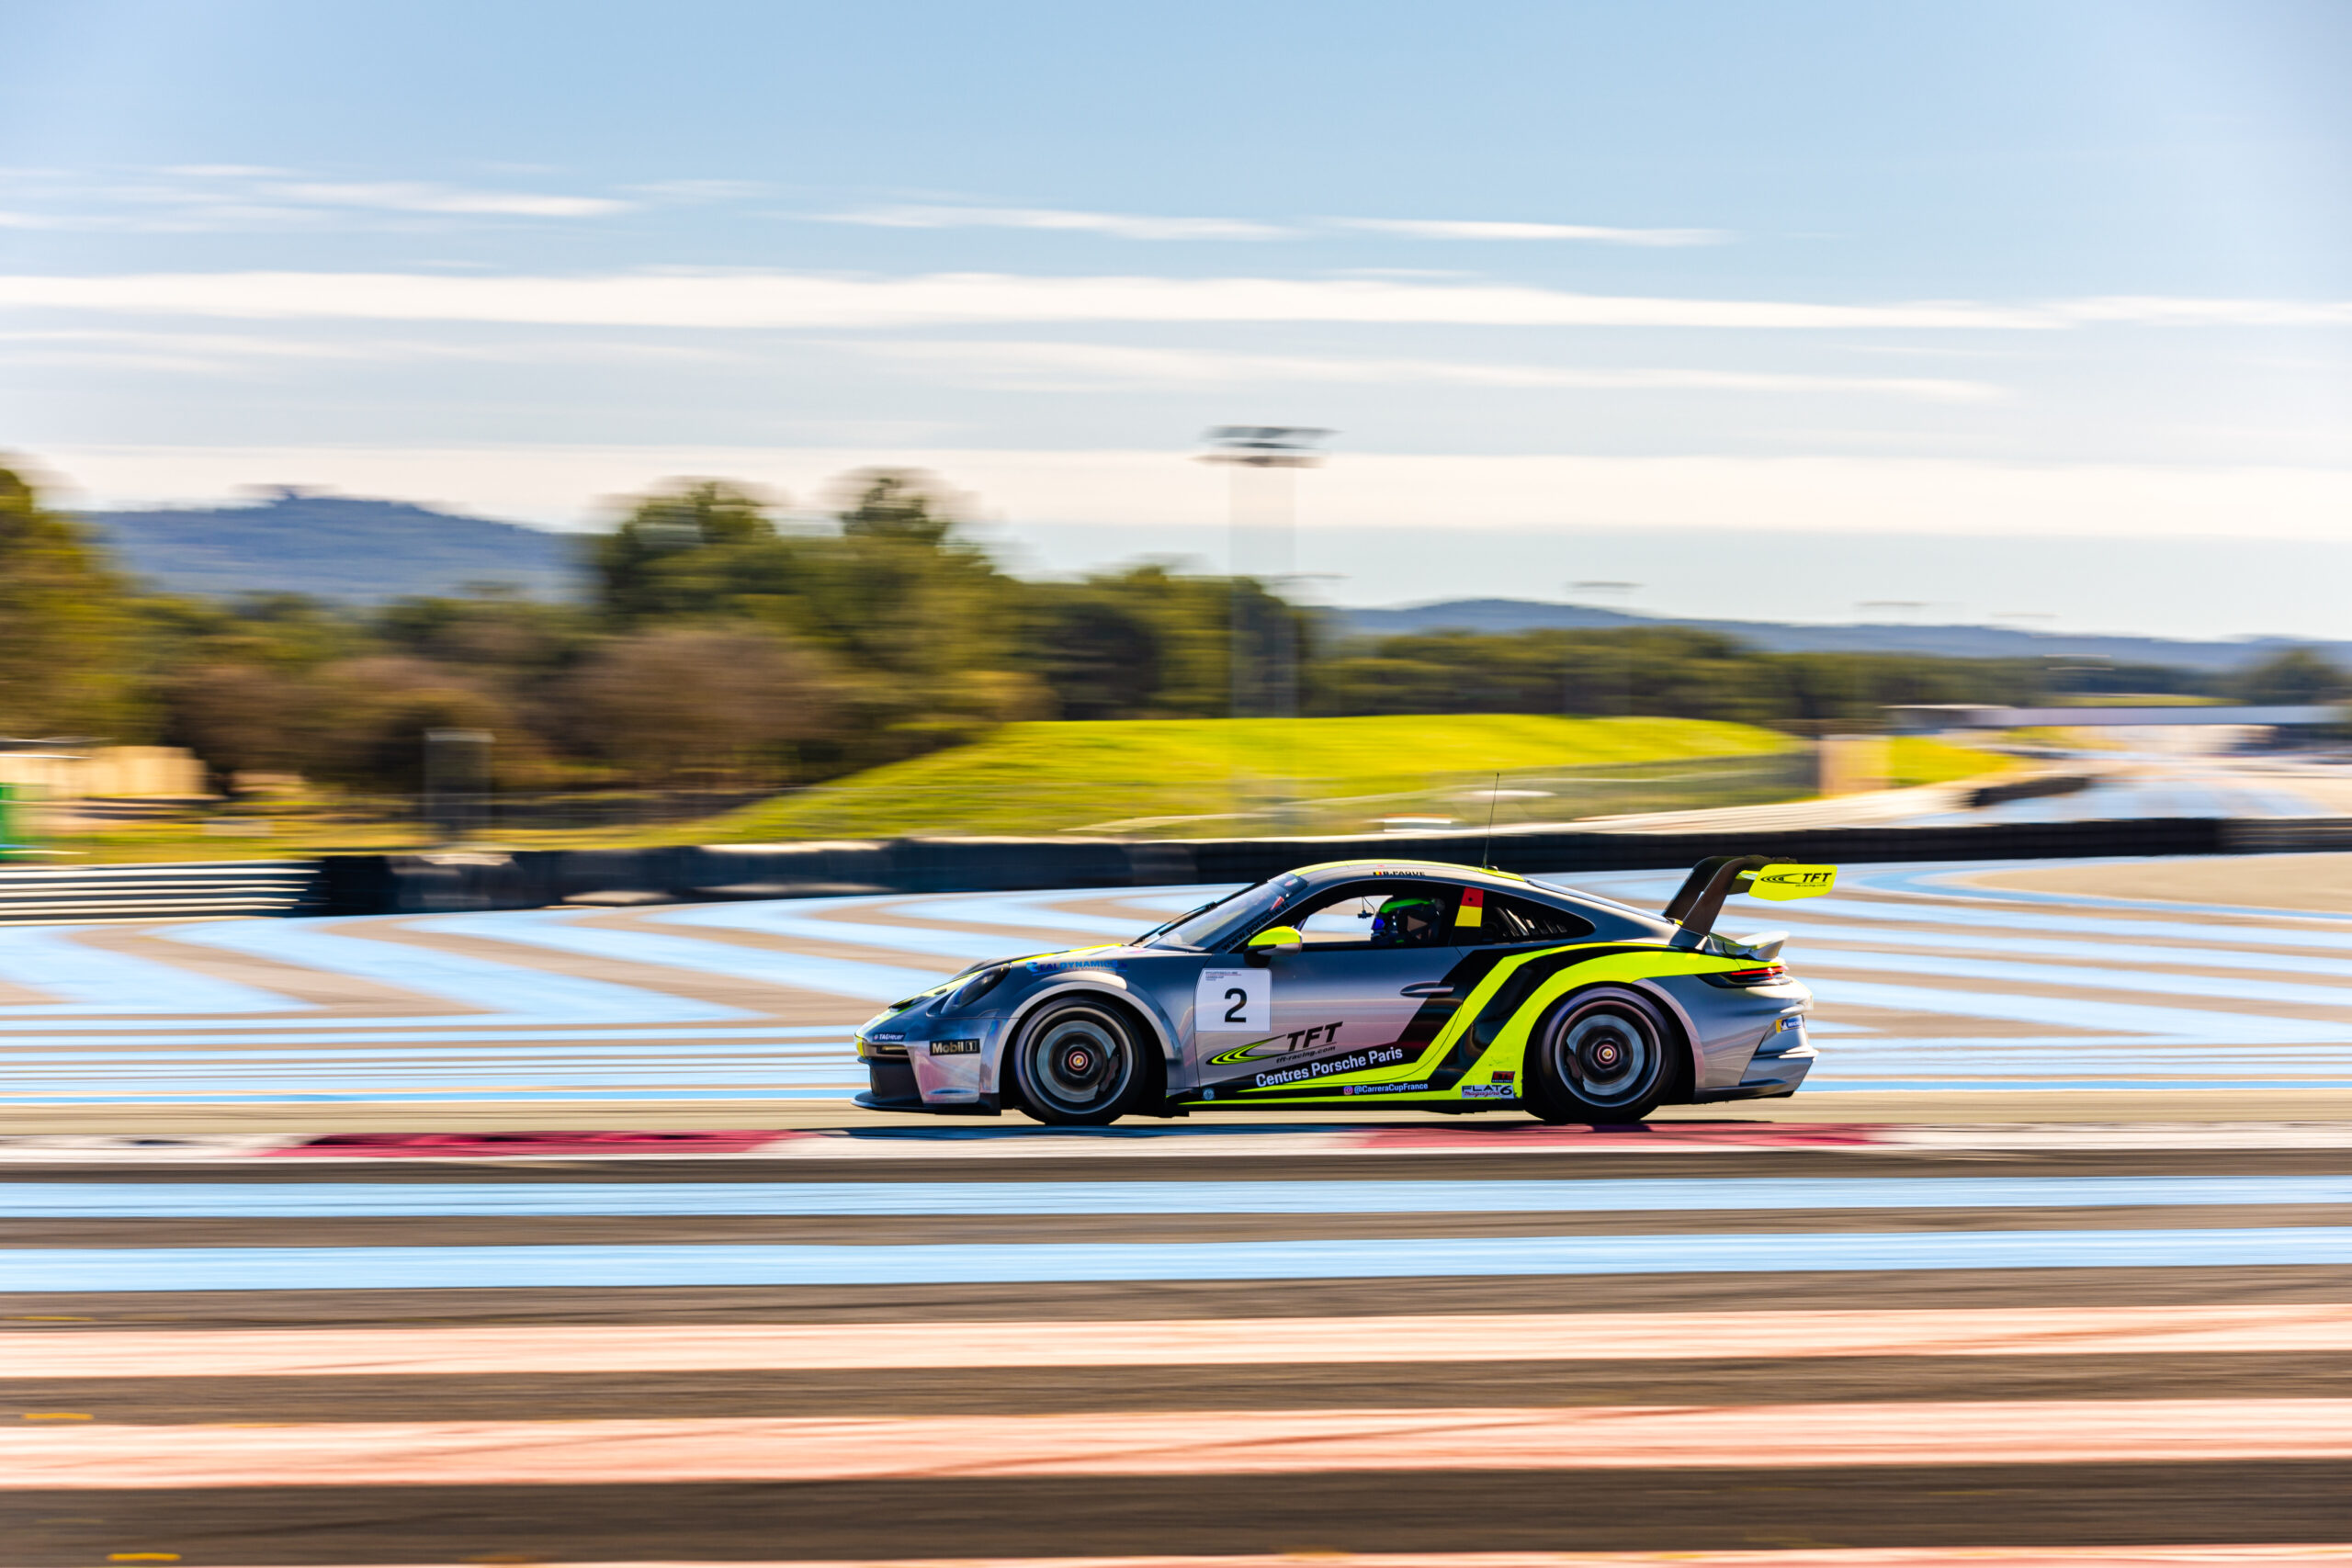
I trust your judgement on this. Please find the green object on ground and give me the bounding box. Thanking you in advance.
[1886,735,2013,789]
[710,715,1801,840]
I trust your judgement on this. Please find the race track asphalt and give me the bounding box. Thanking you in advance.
[4,853,2348,1564]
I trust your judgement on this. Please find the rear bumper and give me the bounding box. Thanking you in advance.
[1696,1042,1815,1101]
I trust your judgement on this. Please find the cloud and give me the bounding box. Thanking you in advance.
[0,327,736,373]
[625,178,770,204]
[859,339,2001,401]
[0,267,2068,330]
[821,204,1295,241]
[1331,218,1727,246]
[158,164,294,179]
[2056,296,2352,327]
[262,181,631,218]
[818,204,1730,246]
[9,176,1739,244]
[0,267,2341,334]
[0,168,635,231]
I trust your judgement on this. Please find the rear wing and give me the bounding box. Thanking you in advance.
[1663,855,1837,948]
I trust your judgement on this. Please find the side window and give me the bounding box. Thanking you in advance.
[1283,880,1461,949]
[1454,888,1597,946]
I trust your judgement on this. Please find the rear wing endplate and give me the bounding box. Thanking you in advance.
[1664,856,1837,947]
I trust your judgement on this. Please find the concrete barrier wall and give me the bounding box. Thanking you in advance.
[306,815,2352,916]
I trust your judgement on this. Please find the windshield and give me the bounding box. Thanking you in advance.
[1140,873,1306,951]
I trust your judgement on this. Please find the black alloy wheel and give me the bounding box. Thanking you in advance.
[1011,999,1148,1126]
[1525,986,1678,1123]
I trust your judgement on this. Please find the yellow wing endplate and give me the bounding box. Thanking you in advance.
[1742,863,1838,900]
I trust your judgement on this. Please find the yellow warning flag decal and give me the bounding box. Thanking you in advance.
[1744,863,1838,900]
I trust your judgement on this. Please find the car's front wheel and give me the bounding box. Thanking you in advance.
[1009,998,1149,1126]
[1524,986,1679,1123]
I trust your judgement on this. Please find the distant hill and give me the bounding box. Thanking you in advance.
[1333,598,2350,674]
[74,492,2344,671]
[84,490,582,603]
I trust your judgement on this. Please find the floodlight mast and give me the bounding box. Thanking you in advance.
[1199,426,1331,829]
[1199,427,1330,723]
[1202,426,1333,470]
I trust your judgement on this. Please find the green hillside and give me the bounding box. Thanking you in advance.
[712,715,1804,840]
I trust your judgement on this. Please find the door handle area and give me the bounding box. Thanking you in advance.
[1399,983,1456,998]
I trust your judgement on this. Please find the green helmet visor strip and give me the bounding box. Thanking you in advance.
[1203,942,1764,1102]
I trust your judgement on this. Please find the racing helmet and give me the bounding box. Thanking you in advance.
[1370,893,1443,945]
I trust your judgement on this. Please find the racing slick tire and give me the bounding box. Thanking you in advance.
[1524,986,1679,1124]
[1009,998,1150,1126]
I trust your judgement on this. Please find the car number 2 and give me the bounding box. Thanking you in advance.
[1196,967,1271,1033]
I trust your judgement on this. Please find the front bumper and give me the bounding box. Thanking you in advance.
[856,1056,924,1109]
[856,1035,1001,1114]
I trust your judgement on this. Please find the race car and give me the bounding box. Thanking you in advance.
[854,853,1833,1125]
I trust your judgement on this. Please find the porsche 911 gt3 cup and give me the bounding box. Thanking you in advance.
[854,853,1833,1125]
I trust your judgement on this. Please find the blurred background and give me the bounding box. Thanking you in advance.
[0,0,2346,858]
[6,13,2352,1566]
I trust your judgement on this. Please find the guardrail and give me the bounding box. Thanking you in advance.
[1962,773,2095,810]
[9,817,2344,921]
[310,815,2352,915]
[0,860,321,923]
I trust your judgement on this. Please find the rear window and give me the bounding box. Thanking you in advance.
[1458,889,1597,945]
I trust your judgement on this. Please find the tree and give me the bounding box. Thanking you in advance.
[2232,648,2348,705]
[561,626,843,784]
[0,463,143,737]
[1027,592,1161,719]
[160,663,319,793]
[591,480,786,624]
[837,468,959,546]
[307,657,517,792]
[375,591,588,678]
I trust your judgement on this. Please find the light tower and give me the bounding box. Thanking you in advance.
[1200,426,1330,723]
[1200,426,1331,829]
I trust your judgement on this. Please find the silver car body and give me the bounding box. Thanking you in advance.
[854,858,1816,1119]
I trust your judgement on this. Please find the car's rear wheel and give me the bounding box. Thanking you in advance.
[1524,986,1678,1123]
[1010,998,1148,1126]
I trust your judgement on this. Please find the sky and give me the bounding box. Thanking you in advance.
[1,0,2347,637]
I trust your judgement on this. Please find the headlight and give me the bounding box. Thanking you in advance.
[942,965,1009,1013]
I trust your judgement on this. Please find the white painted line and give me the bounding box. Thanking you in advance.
[8,1400,2352,1486]
[11,1303,2348,1379]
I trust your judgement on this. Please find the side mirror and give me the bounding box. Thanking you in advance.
[1245,926,1303,964]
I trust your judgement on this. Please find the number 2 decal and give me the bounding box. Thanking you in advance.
[1197,967,1270,1032]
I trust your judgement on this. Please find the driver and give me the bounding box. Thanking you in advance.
[1368,893,1445,947]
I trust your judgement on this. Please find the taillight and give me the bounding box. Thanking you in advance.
[1718,964,1787,987]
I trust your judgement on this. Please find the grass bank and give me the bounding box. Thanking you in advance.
[1887,735,2014,788]
[22,721,2013,861]
[708,715,1804,840]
